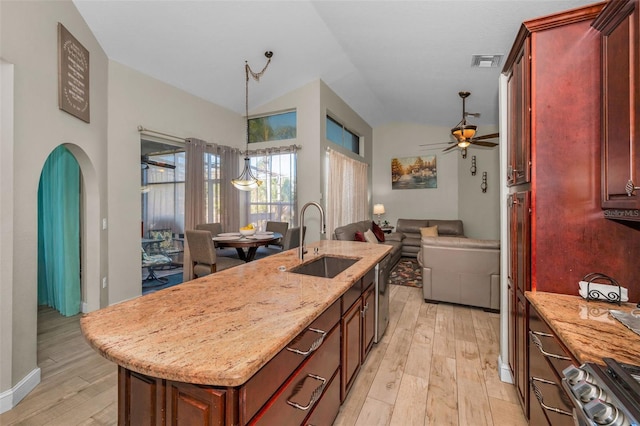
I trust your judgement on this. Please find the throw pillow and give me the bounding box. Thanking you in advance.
[420,225,438,237]
[354,231,366,242]
[364,229,379,244]
[371,221,385,242]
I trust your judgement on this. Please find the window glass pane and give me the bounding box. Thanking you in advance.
[326,116,343,145]
[326,115,360,155]
[247,151,297,229]
[249,111,296,143]
[142,151,185,236]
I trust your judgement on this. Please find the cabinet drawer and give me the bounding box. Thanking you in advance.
[303,369,340,426]
[248,324,340,426]
[239,299,340,423]
[342,279,361,314]
[529,310,575,379]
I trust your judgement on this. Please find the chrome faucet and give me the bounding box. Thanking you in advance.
[299,201,326,260]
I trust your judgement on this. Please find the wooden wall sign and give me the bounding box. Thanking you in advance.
[58,23,90,123]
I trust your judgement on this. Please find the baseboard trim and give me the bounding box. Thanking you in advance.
[0,367,41,414]
[498,355,514,383]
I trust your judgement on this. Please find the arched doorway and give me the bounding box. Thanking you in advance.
[37,145,81,315]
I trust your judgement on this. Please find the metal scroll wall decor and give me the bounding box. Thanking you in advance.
[481,172,488,193]
[470,156,477,176]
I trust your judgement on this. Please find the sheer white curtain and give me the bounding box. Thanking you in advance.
[184,138,240,280]
[326,148,369,237]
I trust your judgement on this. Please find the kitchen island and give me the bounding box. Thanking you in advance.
[81,240,391,425]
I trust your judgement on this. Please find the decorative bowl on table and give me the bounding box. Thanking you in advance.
[239,228,256,237]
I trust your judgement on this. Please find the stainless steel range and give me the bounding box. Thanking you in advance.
[562,358,640,426]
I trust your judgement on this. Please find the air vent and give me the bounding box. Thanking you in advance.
[471,54,503,68]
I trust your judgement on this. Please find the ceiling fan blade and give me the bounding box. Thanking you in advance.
[419,141,451,146]
[442,144,459,153]
[473,132,499,141]
[471,141,498,147]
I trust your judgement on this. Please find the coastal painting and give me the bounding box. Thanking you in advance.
[391,155,437,190]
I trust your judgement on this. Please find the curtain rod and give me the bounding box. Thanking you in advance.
[137,125,185,142]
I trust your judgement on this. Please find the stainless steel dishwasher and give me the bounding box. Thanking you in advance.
[375,255,391,343]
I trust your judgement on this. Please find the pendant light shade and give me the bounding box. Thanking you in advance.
[232,51,273,191]
[232,157,264,190]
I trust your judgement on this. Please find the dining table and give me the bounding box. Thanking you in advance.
[212,232,283,262]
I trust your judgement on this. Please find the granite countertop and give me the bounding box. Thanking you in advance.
[80,240,390,387]
[526,291,640,365]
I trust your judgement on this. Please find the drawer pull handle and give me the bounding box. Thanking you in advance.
[530,377,573,417]
[286,374,326,411]
[286,328,327,356]
[529,331,571,361]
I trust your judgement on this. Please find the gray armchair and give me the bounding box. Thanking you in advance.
[195,222,223,237]
[265,221,289,248]
[420,236,500,311]
[185,230,244,277]
[281,226,306,250]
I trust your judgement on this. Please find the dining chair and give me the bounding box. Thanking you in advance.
[265,221,289,248]
[195,222,223,237]
[282,226,306,250]
[185,230,244,277]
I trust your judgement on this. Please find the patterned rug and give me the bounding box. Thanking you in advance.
[389,257,422,288]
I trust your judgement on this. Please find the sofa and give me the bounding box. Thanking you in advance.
[391,219,465,257]
[419,236,500,311]
[333,220,402,271]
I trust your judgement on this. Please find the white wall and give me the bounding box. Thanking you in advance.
[458,125,500,240]
[107,61,244,304]
[0,0,109,409]
[372,122,500,239]
[372,123,460,226]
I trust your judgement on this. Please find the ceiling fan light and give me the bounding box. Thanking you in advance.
[457,140,471,148]
[451,125,477,141]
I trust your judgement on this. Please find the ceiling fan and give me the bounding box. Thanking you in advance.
[420,91,499,155]
[141,155,176,169]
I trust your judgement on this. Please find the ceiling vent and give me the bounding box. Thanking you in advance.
[471,54,503,68]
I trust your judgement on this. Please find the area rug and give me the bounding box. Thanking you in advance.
[142,272,183,295]
[389,257,422,288]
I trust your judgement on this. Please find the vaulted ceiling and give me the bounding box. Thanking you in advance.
[74,0,596,129]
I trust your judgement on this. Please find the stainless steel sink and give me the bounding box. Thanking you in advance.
[288,255,360,278]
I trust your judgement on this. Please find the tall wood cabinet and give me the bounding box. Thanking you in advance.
[503,2,605,420]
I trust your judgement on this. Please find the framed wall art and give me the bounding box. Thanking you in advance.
[391,155,437,189]
[58,23,90,123]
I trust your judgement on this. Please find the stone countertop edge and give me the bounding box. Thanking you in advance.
[80,240,391,387]
[526,291,640,366]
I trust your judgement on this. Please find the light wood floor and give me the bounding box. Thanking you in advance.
[1,285,526,426]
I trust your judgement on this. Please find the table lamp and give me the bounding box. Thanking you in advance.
[373,204,385,225]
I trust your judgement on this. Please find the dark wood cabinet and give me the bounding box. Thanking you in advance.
[506,42,530,187]
[341,269,376,401]
[166,381,229,426]
[594,0,640,213]
[341,295,362,400]
[503,3,605,422]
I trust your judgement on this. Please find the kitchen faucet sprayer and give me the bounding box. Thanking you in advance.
[299,201,325,260]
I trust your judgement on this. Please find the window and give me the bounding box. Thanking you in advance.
[326,115,360,155]
[246,148,298,229]
[249,110,296,143]
[141,150,185,237]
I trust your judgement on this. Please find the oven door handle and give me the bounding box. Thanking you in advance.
[530,331,572,361]
[530,377,574,417]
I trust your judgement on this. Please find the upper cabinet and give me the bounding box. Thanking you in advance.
[594,0,640,216]
[506,41,531,187]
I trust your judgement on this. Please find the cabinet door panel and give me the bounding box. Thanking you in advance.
[166,382,227,426]
[599,2,640,208]
[362,284,376,361]
[341,299,362,400]
[118,366,165,426]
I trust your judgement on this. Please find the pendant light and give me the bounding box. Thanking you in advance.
[232,51,273,191]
